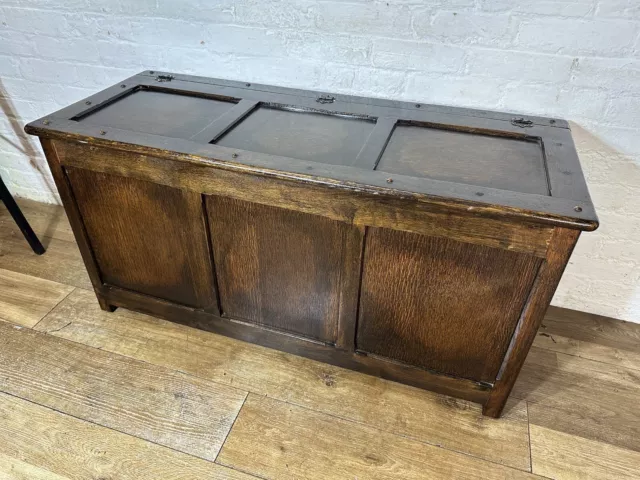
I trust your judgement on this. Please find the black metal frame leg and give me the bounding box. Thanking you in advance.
[0,176,46,255]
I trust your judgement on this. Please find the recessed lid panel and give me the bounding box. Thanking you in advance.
[216,107,375,166]
[377,125,550,196]
[77,90,235,139]
[25,71,597,230]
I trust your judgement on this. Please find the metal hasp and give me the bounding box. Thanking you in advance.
[155,74,175,83]
[511,117,534,128]
[316,94,336,104]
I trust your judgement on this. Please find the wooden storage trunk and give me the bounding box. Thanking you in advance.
[26,71,598,417]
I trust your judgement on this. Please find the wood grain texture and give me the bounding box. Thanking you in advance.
[0,392,256,480]
[0,269,72,327]
[55,142,555,257]
[377,125,549,195]
[25,76,594,420]
[533,329,640,371]
[530,425,640,479]
[358,228,540,382]
[217,394,539,480]
[515,347,640,453]
[335,225,364,351]
[39,138,104,293]
[0,231,92,290]
[0,452,71,480]
[483,227,580,417]
[36,288,532,470]
[0,320,247,460]
[533,306,640,369]
[30,117,599,231]
[66,167,217,309]
[207,195,349,343]
[97,284,490,403]
[0,197,74,243]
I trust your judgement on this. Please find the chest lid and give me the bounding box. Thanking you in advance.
[25,70,597,231]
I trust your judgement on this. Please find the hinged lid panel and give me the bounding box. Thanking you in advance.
[25,70,598,231]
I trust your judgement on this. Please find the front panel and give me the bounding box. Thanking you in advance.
[206,195,351,343]
[66,167,217,309]
[357,227,541,383]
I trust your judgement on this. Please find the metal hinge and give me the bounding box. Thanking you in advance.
[511,117,534,128]
[155,74,175,82]
[316,94,335,104]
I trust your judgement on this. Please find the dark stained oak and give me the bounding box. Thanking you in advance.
[24,71,598,417]
[79,89,235,140]
[54,142,555,257]
[216,106,376,166]
[66,168,217,310]
[377,125,550,196]
[483,228,580,416]
[207,196,350,343]
[358,228,541,382]
[190,99,259,144]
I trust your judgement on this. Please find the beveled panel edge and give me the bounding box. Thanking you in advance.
[190,99,259,144]
[27,119,598,232]
[543,127,596,204]
[136,70,568,129]
[352,117,397,170]
[483,227,580,417]
[98,284,492,405]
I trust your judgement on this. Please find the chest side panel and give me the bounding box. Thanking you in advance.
[206,195,351,344]
[357,227,541,383]
[66,167,216,309]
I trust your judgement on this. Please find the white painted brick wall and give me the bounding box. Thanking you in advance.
[1,0,639,323]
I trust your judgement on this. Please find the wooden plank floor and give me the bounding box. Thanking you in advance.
[0,198,639,480]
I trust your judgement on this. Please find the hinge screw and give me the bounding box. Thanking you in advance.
[386,178,393,183]
[415,104,421,108]
[574,206,583,212]
[100,130,106,135]
[121,84,126,88]
[85,101,92,105]
[43,120,50,125]
[232,153,239,158]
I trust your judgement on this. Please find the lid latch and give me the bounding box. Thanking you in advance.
[316,94,335,104]
[511,117,534,128]
[155,74,175,82]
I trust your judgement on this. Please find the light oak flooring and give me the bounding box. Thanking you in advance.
[0,198,639,479]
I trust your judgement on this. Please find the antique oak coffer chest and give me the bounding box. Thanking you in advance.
[26,71,598,417]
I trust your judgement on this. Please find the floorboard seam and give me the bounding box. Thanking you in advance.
[526,400,533,473]
[224,392,536,474]
[215,460,271,480]
[214,392,248,464]
[34,313,534,473]
[530,344,640,372]
[32,287,77,331]
[0,388,224,465]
